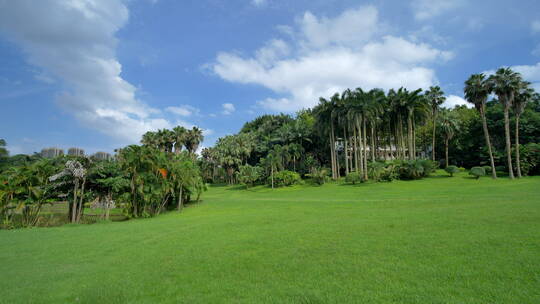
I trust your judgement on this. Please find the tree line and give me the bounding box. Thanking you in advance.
[200,68,540,187]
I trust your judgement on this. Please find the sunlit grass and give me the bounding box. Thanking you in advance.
[1,170,539,303]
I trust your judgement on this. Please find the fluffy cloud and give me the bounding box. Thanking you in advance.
[0,0,173,144]
[443,95,469,108]
[211,6,452,112]
[412,0,465,21]
[166,105,200,117]
[251,0,266,7]
[485,62,540,92]
[532,20,540,33]
[222,103,236,115]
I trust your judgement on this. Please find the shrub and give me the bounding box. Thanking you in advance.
[518,143,540,176]
[380,163,398,182]
[237,164,263,189]
[271,170,301,187]
[368,162,386,181]
[459,167,466,172]
[482,166,492,174]
[306,167,328,185]
[469,167,486,179]
[444,165,459,177]
[419,159,438,176]
[345,171,363,184]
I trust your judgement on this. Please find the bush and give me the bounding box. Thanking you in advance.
[380,163,398,182]
[345,171,363,184]
[518,143,540,176]
[395,159,437,180]
[306,167,328,185]
[459,167,466,172]
[469,167,486,179]
[368,162,386,181]
[444,165,459,177]
[237,164,263,189]
[271,170,301,187]
[482,165,492,174]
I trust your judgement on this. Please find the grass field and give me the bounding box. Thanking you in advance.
[1,171,539,303]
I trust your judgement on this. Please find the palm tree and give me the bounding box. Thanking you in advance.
[424,86,446,161]
[314,96,338,180]
[488,68,523,179]
[141,131,158,149]
[439,110,460,168]
[0,139,8,158]
[266,146,282,189]
[402,88,425,160]
[464,74,497,179]
[513,82,533,178]
[185,127,204,154]
[172,126,187,154]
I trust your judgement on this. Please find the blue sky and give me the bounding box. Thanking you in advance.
[1,0,539,155]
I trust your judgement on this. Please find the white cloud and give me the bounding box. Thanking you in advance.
[443,95,470,108]
[222,103,236,115]
[0,0,174,145]
[166,105,200,117]
[211,6,452,112]
[251,0,267,7]
[532,20,540,33]
[485,62,540,92]
[412,0,465,21]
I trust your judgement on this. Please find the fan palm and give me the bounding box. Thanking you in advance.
[487,68,523,179]
[464,74,497,178]
[513,82,533,178]
[172,126,187,154]
[424,86,446,161]
[439,110,460,168]
[185,127,204,154]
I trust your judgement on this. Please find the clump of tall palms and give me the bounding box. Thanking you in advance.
[141,125,204,156]
[464,73,497,179]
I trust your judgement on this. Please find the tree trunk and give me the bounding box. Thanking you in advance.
[71,180,79,223]
[445,138,449,168]
[503,106,515,179]
[432,112,437,161]
[177,184,183,211]
[271,166,274,189]
[362,118,368,180]
[515,114,522,178]
[407,111,414,160]
[480,109,497,179]
[344,126,349,174]
[370,121,375,162]
[353,125,359,173]
[76,177,86,223]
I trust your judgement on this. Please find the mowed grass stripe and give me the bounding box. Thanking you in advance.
[1,171,539,303]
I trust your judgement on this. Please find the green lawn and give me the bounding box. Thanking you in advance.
[1,171,540,303]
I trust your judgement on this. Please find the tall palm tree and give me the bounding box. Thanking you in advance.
[464,74,497,179]
[513,82,533,178]
[314,96,338,179]
[141,131,158,149]
[488,68,523,179]
[439,110,460,168]
[172,126,187,154]
[424,86,446,161]
[185,127,204,154]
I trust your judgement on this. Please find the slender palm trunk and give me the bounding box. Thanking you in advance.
[370,121,375,162]
[480,109,497,179]
[71,180,79,223]
[407,111,414,160]
[515,114,522,178]
[344,127,349,174]
[432,112,437,161]
[177,184,183,211]
[271,166,274,189]
[503,106,514,179]
[445,138,449,168]
[329,123,336,180]
[362,118,368,180]
[353,125,359,173]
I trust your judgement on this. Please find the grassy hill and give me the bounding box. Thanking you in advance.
[1,171,539,303]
